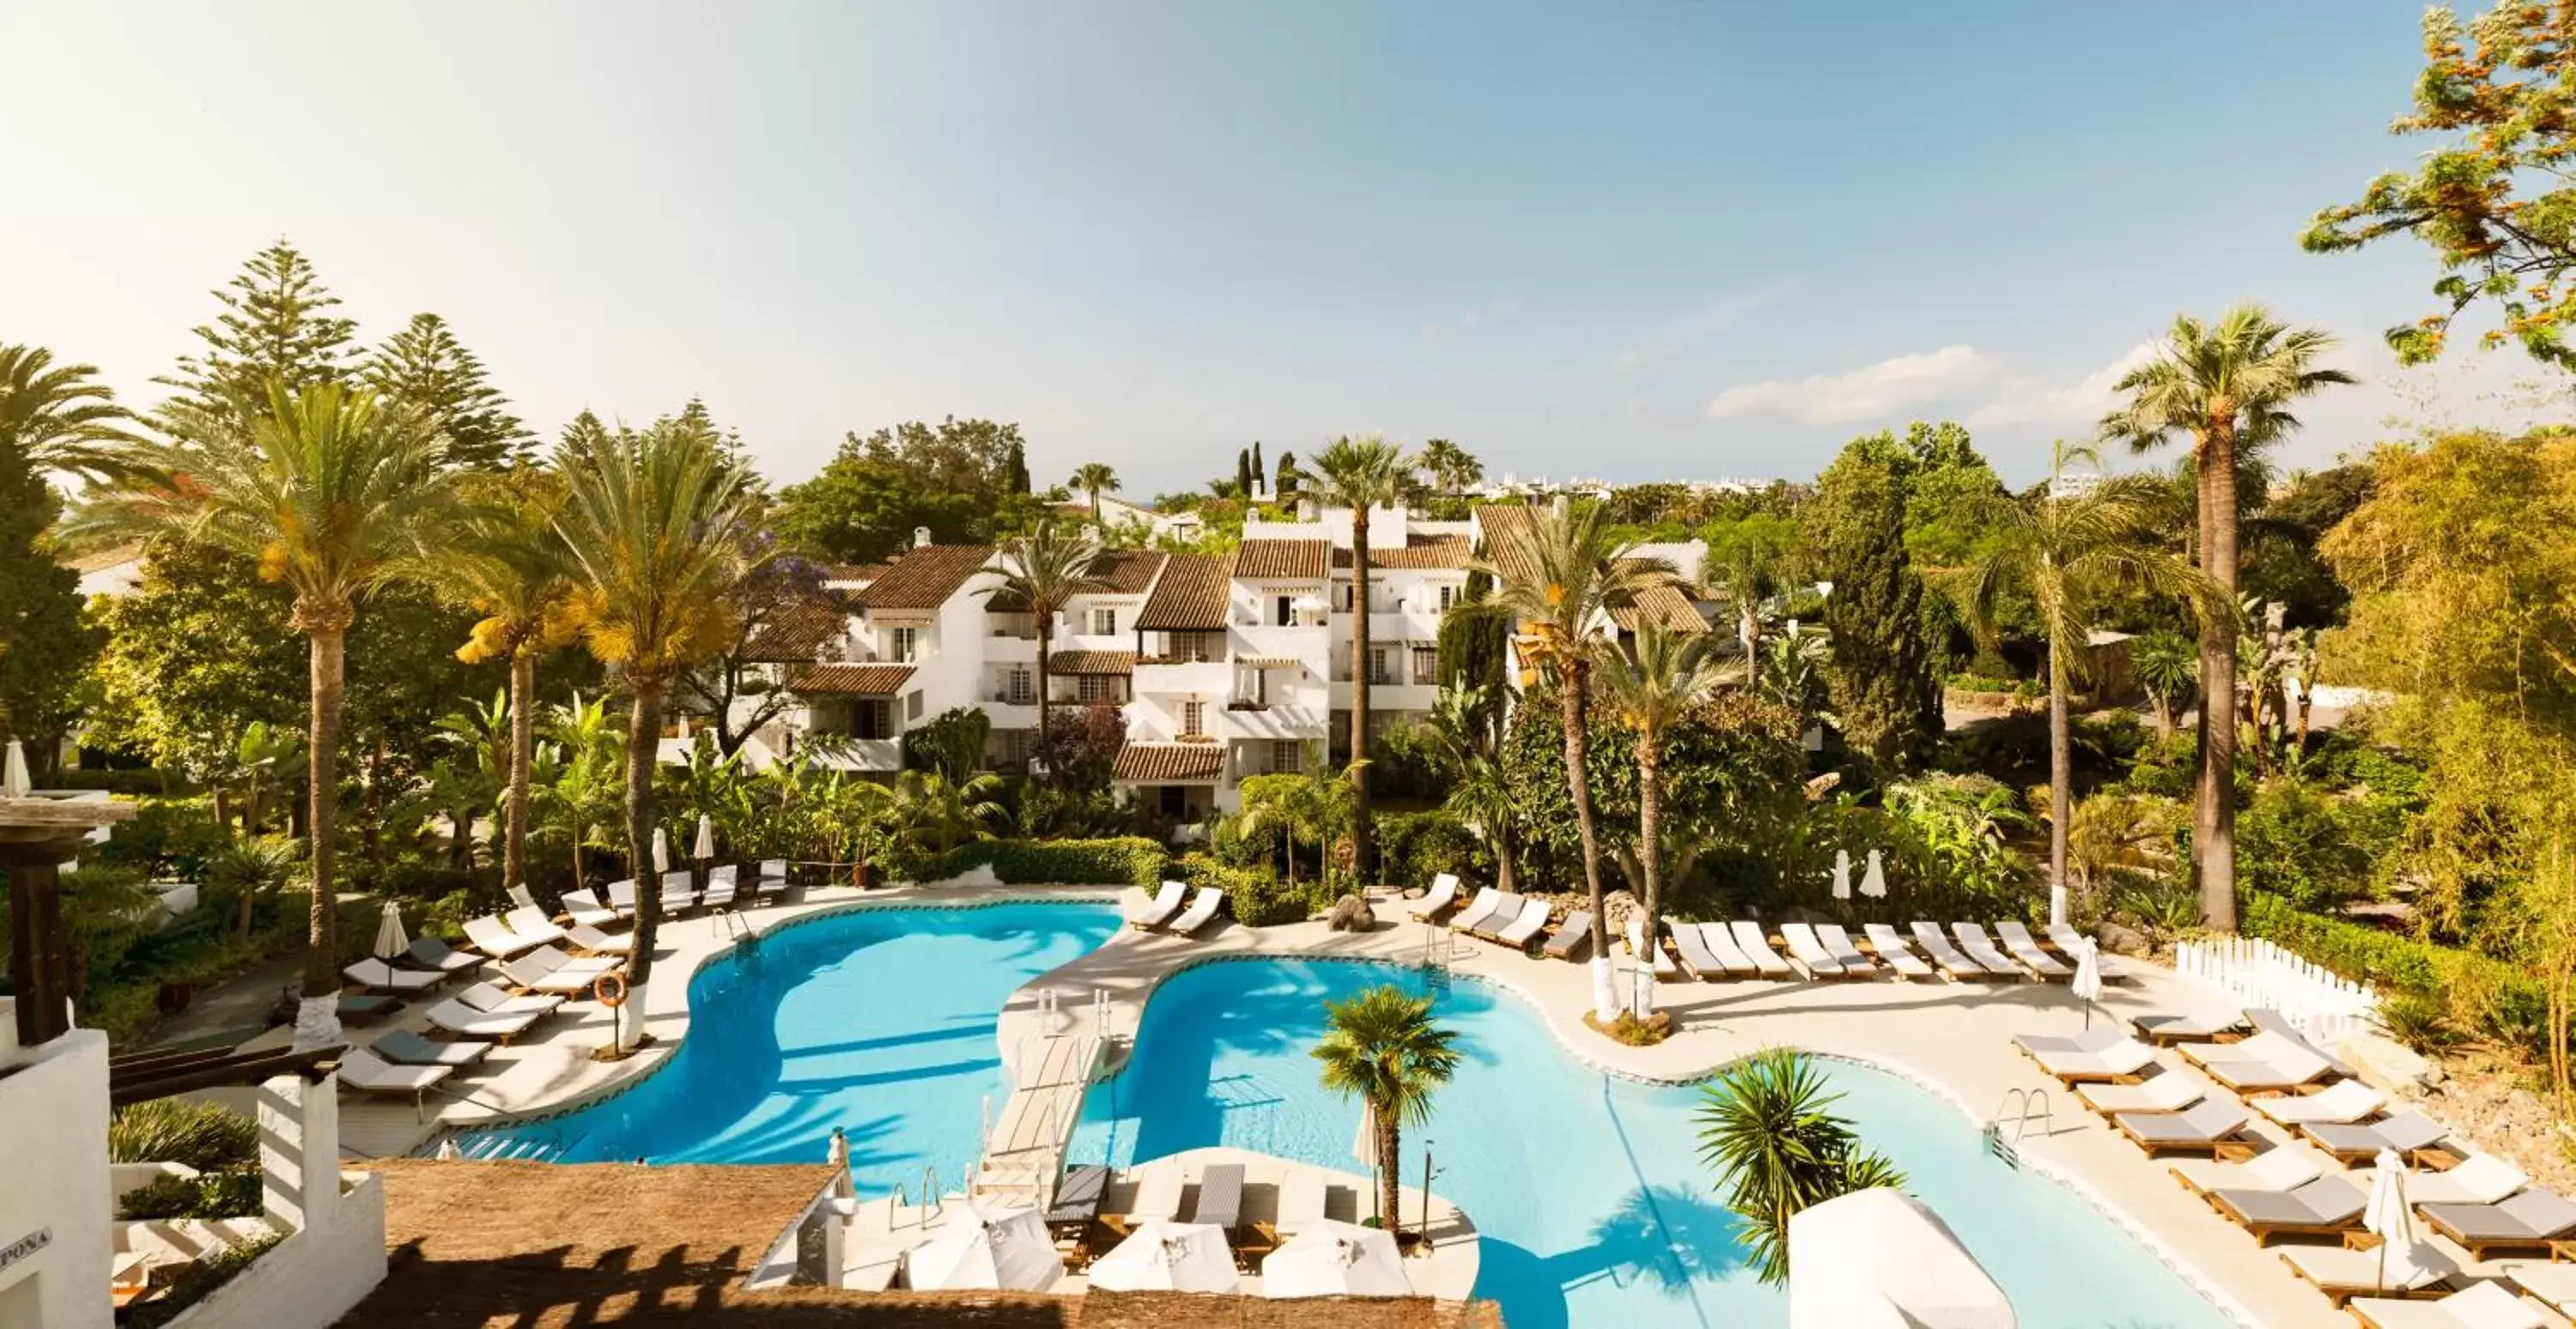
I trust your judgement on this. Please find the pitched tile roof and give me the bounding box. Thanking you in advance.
[823,562,888,585]
[1611,582,1710,634]
[1113,743,1227,782]
[1049,650,1135,676]
[1087,550,1168,595]
[1472,503,1540,583]
[1136,552,1234,630]
[787,663,916,696]
[1352,536,1473,570]
[743,591,858,663]
[1235,538,1329,580]
[854,544,993,610]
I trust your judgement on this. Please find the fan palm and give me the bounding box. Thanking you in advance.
[1419,684,1519,892]
[1308,434,1414,879]
[442,473,580,899]
[985,520,1109,771]
[76,379,459,1046]
[1961,441,2214,926]
[2102,305,2352,931]
[1696,1048,1905,1285]
[1469,500,1674,1017]
[0,343,139,480]
[1594,623,1735,1012]
[1415,438,1482,494]
[1312,983,1461,1239]
[2130,630,2197,741]
[552,416,759,1048]
[1068,462,1120,521]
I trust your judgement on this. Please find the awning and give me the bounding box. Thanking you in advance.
[1114,743,1227,784]
[788,664,916,697]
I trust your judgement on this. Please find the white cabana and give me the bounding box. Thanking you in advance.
[1788,1188,2014,1329]
[903,1204,1064,1292]
[1260,1219,1412,1298]
[1085,1220,1240,1294]
[371,900,410,961]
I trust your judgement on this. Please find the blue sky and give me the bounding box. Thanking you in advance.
[3,2,2548,493]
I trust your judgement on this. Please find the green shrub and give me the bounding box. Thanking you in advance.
[91,797,229,881]
[1376,810,1485,889]
[39,768,185,795]
[1182,856,1304,925]
[108,1100,259,1171]
[989,837,1166,886]
[2241,894,2544,1053]
[2238,780,2388,913]
[129,1232,281,1329]
[883,842,995,884]
[2378,992,2464,1054]
[117,1170,262,1221]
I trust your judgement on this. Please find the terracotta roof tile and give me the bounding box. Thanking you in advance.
[1088,550,1168,595]
[854,544,993,610]
[1235,539,1328,580]
[743,591,857,663]
[1136,552,1234,630]
[1611,582,1710,634]
[1472,504,1540,584]
[1114,743,1227,782]
[1050,650,1135,676]
[1357,536,1472,570]
[787,663,916,696]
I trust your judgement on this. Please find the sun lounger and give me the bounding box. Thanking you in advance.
[503,907,568,948]
[2191,1032,2340,1094]
[1861,924,1936,980]
[1271,1169,1327,1239]
[566,923,632,956]
[605,879,639,918]
[1126,882,1186,930]
[401,935,484,979]
[1949,921,2030,978]
[2014,1025,2125,1057]
[338,992,401,1023]
[1813,924,1878,977]
[2409,1154,2530,1207]
[500,944,620,996]
[1492,897,1551,950]
[1542,911,1594,961]
[507,884,539,911]
[2021,1034,2159,1084]
[2168,1143,2328,1200]
[2280,1241,2463,1308]
[343,957,444,994]
[756,859,790,894]
[462,914,544,959]
[1992,921,2073,978]
[2113,1099,2257,1156]
[558,889,618,929]
[1777,923,1847,979]
[1687,923,1750,975]
[2080,1070,2210,1117]
[658,871,697,914]
[425,994,544,1041]
[1470,893,1529,941]
[336,1047,455,1118]
[1907,921,1989,980]
[1448,888,1505,934]
[1727,921,1793,979]
[2420,1188,2576,1260]
[2251,1078,2386,1126]
[2346,1281,2555,1329]
[1669,919,1731,979]
[699,874,739,912]
[1045,1164,1110,1235]
[1625,918,1678,977]
[1167,886,1225,936]
[373,1029,491,1069]
[2247,1009,2362,1077]
[2132,1010,2249,1046]
[457,980,565,1018]
[1127,1167,1186,1224]
[2302,1111,2456,1167]
[1190,1162,1245,1229]
[2044,922,2091,958]
[2507,1265,2576,1322]
[2204,1174,2367,1245]
[1406,873,1461,921]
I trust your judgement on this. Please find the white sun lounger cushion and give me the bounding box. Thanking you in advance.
[567,924,633,956]
[2251,1079,2386,1126]
[2346,1281,2549,1329]
[1907,922,1986,979]
[1813,924,1876,974]
[559,890,618,929]
[1862,924,1936,979]
[1493,897,1551,947]
[2170,1144,2329,1197]
[1274,1169,1328,1236]
[2410,1154,2530,1207]
[337,1047,453,1097]
[1449,888,1505,934]
[458,980,565,1016]
[2026,1036,2158,1080]
[1625,918,1678,976]
[1993,921,2072,977]
[426,998,542,1040]
[605,880,639,915]
[1168,886,1225,935]
[343,957,442,992]
[1777,923,1844,977]
[1949,922,2027,977]
[1668,922,1729,978]
[503,907,568,947]
[2079,1072,2208,1116]
[1126,882,1185,928]
[1407,874,1461,920]
[463,915,542,958]
[1727,922,1794,978]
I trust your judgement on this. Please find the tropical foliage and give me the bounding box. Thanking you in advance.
[1312,984,1461,1239]
[1697,1049,1904,1285]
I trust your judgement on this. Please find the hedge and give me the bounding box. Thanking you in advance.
[1180,855,1311,926]
[1377,810,1485,889]
[890,838,1167,887]
[2241,894,2546,1052]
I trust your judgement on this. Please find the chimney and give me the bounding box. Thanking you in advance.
[913,526,932,548]
[1297,497,1318,521]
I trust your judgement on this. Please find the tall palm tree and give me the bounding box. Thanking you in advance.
[1963,442,2210,927]
[1308,435,1413,880]
[1068,462,1119,521]
[0,343,138,480]
[553,416,759,1050]
[1696,1048,1905,1286]
[985,520,1108,770]
[1419,683,1520,892]
[1595,622,1734,1013]
[1471,499,1673,1017]
[443,473,579,901]
[1311,983,1461,1239]
[1702,513,1799,671]
[2103,306,2351,931]
[1415,437,1482,495]
[78,380,459,1046]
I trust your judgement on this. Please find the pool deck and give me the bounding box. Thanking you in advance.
[329,881,2475,1327]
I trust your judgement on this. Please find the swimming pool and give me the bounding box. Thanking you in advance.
[1067,956,2234,1329]
[465,900,1119,1193]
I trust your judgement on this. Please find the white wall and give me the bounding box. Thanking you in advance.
[157,1174,386,1329]
[0,1014,112,1329]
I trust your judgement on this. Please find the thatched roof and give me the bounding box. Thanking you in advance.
[346,1161,1499,1327]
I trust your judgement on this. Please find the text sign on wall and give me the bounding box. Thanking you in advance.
[0,1227,51,1277]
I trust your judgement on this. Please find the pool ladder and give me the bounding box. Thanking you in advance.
[1420,922,1452,995]
[1984,1089,2053,1169]
[890,1165,946,1228]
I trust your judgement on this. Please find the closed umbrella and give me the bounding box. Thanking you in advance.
[1861,848,1887,899]
[1352,1100,1382,1223]
[904,1204,1064,1291]
[2365,1148,2419,1292]
[2,739,27,798]
[1788,1189,2014,1329]
[372,900,410,961]
[651,826,670,874]
[693,814,715,862]
[1831,849,1852,901]
[1261,1219,1413,1298]
[1085,1220,1239,1293]
[2070,938,2103,1029]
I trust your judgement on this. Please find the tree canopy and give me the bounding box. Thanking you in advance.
[773,416,1050,563]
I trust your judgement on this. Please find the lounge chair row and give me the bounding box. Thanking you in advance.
[1658,919,2083,984]
[1125,881,1227,936]
[1450,888,1554,950]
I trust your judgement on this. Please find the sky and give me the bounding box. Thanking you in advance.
[3,1,2559,495]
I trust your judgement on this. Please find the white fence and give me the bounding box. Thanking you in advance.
[2174,937,2380,1046]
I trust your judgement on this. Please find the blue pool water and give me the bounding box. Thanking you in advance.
[467,901,1118,1192]
[1067,956,2233,1329]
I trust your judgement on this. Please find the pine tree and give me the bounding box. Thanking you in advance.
[1814,440,1941,769]
[561,410,613,457]
[1251,440,1265,495]
[157,240,357,410]
[361,313,532,470]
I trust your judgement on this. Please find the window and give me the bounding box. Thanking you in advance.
[1336,582,1354,611]
[889,628,918,662]
[1412,645,1439,685]
[1370,646,1397,686]
[1091,607,1116,636]
[1275,595,1294,627]
[1437,584,1457,612]
[1173,630,1218,663]
[1271,740,1302,774]
[1005,667,1034,705]
[1078,674,1121,703]
[1182,701,1206,737]
[851,699,890,740]
[1158,786,1187,817]
[906,690,924,720]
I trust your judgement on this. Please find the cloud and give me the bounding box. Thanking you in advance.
[1966,343,2160,428]
[1613,282,1795,373]
[1703,344,1993,425]
[1420,296,1520,343]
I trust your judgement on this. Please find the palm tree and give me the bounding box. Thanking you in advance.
[553,415,759,1050]
[2131,630,2196,740]
[1311,983,1461,1239]
[1419,684,1519,892]
[1415,438,1483,495]
[443,473,578,900]
[1695,1048,1905,1286]
[1702,513,1799,671]
[1962,441,2211,926]
[1308,435,1413,879]
[2103,306,2352,931]
[0,343,138,480]
[78,380,459,1047]
[1471,500,1674,1018]
[985,520,1108,772]
[1594,622,1734,1013]
[1068,462,1120,521]
[538,693,627,893]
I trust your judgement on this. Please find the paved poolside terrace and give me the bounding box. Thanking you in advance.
[291,879,2506,1326]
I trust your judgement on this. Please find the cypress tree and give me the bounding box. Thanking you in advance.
[1812,440,1941,769]
[156,239,357,410]
[1005,440,1031,494]
[1251,440,1265,495]
[1236,447,1255,499]
[361,313,532,469]
[1275,449,1299,498]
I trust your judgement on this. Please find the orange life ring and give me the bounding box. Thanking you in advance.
[592,972,629,1008]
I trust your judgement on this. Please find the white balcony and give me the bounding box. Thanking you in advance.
[977,701,1040,728]
[1330,680,1441,712]
[983,634,1038,664]
[1233,623,1328,668]
[1131,659,1231,697]
[817,738,902,771]
[1050,631,1130,654]
[1222,702,1327,741]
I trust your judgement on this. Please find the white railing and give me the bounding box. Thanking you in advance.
[2174,937,2380,1045]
